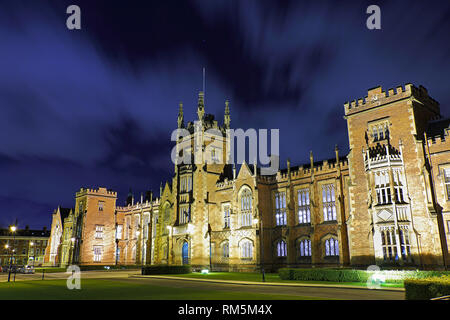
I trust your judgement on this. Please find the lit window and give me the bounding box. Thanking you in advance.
[241,240,253,259]
[116,225,123,240]
[95,225,103,239]
[135,215,140,238]
[179,206,190,225]
[322,184,336,221]
[126,216,131,240]
[93,246,102,262]
[98,201,104,211]
[444,168,450,201]
[381,228,398,262]
[143,215,149,239]
[240,189,252,227]
[325,238,339,256]
[180,176,192,193]
[222,242,229,258]
[299,239,311,257]
[277,240,287,257]
[223,204,231,228]
[375,171,392,205]
[116,247,121,262]
[393,169,405,203]
[275,191,287,226]
[399,228,411,261]
[298,189,311,224]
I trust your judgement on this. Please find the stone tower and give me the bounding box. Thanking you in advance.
[344,84,447,267]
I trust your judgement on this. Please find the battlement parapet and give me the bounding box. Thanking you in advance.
[76,187,117,197]
[427,132,450,153]
[344,84,439,116]
[115,197,160,212]
[257,158,349,184]
[216,178,234,189]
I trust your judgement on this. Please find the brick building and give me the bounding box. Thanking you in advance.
[44,84,450,270]
[0,226,49,267]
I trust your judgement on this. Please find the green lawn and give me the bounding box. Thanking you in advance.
[0,279,324,300]
[166,272,403,288]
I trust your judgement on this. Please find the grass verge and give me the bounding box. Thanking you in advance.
[0,279,324,300]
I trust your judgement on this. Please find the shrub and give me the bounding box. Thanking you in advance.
[79,265,141,271]
[278,268,369,282]
[141,265,191,275]
[404,276,450,300]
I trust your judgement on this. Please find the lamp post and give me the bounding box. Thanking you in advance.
[70,238,75,265]
[136,231,140,265]
[30,242,34,268]
[254,218,265,282]
[8,225,17,282]
[166,226,173,265]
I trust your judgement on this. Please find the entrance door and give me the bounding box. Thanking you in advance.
[182,242,189,265]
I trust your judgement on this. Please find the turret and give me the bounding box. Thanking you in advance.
[197,91,205,121]
[126,188,134,206]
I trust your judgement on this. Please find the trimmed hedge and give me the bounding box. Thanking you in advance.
[79,265,141,271]
[279,268,370,282]
[404,276,450,300]
[279,268,450,283]
[141,265,191,275]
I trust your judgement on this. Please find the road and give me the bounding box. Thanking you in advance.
[0,270,405,300]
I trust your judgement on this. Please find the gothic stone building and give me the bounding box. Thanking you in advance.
[44,84,450,270]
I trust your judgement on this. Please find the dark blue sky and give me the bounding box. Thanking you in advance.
[0,0,449,229]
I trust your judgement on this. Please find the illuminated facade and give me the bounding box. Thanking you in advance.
[45,84,450,270]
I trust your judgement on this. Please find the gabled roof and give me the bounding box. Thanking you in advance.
[56,206,73,226]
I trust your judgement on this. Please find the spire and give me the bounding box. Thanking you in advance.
[126,188,134,206]
[310,151,314,180]
[197,91,205,120]
[177,101,184,128]
[224,100,230,129]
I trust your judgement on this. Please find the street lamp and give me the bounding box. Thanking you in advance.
[166,226,173,265]
[254,218,265,282]
[8,225,17,282]
[30,242,34,268]
[70,238,75,265]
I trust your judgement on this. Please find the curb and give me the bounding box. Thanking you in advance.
[130,275,405,292]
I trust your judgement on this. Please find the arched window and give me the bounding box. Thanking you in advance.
[298,189,311,224]
[277,240,287,257]
[275,191,287,226]
[325,238,339,256]
[182,241,189,265]
[381,228,398,262]
[240,188,252,227]
[132,245,136,261]
[240,239,253,259]
[299,239,311,257]
[322,184,336,221]
[222,242,229,258]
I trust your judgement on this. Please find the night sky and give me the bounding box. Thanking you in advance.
[0,0,449,229]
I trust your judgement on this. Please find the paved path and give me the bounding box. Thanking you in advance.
[124,275,404,300]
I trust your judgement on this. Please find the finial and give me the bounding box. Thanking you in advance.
[177,101,184,128]
[224,99,231,129]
